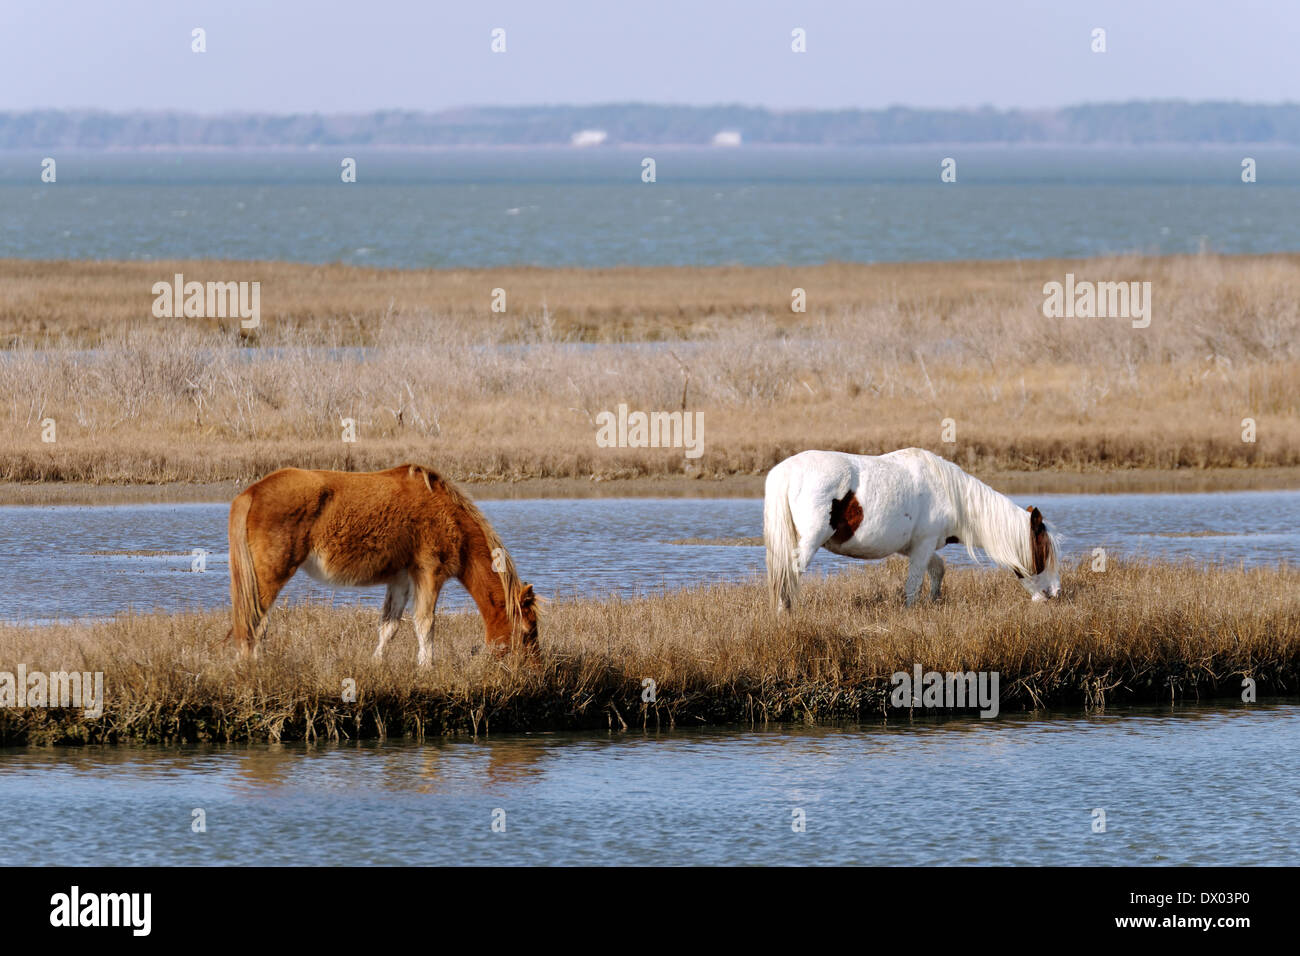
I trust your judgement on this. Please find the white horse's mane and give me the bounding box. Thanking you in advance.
[902,448,1059,577]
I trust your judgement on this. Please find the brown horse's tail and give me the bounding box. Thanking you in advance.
[227,492,262,653]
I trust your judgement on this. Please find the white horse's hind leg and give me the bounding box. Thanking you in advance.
[795,534,824,577]
[766,492,836,613]
[791,495,835,572]
[927,553,945,601]
[790,511,833,606]
[374,575,411,660]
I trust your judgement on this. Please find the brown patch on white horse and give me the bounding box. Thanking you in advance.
[829,490,863,543]
[227,463,540,664]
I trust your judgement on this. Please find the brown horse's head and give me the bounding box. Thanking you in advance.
[488,543,541,653]
[515,583,541,649]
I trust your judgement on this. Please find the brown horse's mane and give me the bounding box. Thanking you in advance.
[408,464,529,633]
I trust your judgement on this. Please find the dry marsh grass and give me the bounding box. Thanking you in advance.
[1,560,1295,744]
[2,253,1298,487]
[5,466,1300,507]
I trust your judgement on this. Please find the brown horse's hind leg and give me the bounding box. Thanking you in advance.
[238,530,303,658]
[239,574,291,659]
[254,573,297,651]
[374,575,412,661]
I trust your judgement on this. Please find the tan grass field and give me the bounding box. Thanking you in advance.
[1,559,1295,744]
[1,252,1297,493]
[5,465,1300,507]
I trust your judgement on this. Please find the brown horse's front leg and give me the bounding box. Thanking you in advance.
[411,569,445,668]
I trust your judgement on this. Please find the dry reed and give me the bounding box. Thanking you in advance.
[3,253,1297,487]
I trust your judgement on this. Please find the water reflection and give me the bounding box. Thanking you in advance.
[3,700,1295,865]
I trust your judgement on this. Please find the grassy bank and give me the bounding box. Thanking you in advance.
[2,253,1298,489]
[1,560,1295,745]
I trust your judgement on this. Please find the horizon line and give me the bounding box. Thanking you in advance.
[9,98,1300,117]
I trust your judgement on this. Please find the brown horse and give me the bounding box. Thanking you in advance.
[227,464,539,663]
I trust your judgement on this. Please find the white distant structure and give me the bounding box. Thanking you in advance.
[711,130,743,147]
[570,129,608,147]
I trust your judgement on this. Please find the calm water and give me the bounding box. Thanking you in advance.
[3,147,1299,266]
[0,490,1295,623]
[0,701,1295,865]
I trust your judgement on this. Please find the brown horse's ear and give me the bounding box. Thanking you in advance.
[408,464,434,492]
[1029,506,1044,530]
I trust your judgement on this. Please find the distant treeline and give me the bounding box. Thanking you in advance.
[4,102,1300,148]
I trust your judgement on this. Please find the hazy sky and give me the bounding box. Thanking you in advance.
[3,0,1296,113]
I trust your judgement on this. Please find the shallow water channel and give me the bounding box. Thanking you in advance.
[1,490,1297,622]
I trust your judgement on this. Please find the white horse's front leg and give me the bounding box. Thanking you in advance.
[904,545,938,606]
[927,553,945,601]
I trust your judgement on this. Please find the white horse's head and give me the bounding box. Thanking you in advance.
[1016,506,1061,600]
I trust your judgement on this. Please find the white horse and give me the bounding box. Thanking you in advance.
[764,448,1061,611]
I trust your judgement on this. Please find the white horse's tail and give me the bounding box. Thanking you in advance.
[764,466,800,612]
